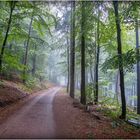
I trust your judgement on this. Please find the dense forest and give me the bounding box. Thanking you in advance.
[0,0,140,138]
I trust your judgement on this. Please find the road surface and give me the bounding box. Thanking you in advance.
[0,87,60,138]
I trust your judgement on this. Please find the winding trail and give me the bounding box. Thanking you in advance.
[0,87,60,138]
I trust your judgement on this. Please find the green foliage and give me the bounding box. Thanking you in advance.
[25,76,39,89]
[102,49,139,73]
[127,108,140,120]
[86,83,94,103]
[99,97,121,119]
[3,54,24,72]
[0,1,57,85]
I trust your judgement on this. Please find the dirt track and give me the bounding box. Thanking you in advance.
[0,86,140,139]
[0,87,60,138]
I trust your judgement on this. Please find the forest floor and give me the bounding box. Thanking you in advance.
[0,80,140,138]
[0,80,28,107]
[0,79,54,107]
[54,89,140,139]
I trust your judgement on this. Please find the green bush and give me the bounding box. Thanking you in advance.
[86,83,95,103]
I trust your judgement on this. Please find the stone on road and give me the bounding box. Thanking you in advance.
[0,87,60,138]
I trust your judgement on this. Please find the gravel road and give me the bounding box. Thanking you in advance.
[0,87,60,138]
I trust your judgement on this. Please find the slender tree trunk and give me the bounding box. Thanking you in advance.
[89,50,94,93]
[69,1,75,98]
[80,1,86,105]
[67,43,70,93]
[32,45,37,76]
[0,1,16,75]
[67,29,70,93]
[135,19,140,114]
[113,1,126,119]
[94,3,100,104]
[65,5,70,93]
[23,13,34,83]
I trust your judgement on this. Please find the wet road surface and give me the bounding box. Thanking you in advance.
[0,87,60,138]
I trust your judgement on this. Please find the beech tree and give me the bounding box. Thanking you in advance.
[135,19,140,114]
[113,1,126,119]
[94,2,100,104]
[80,1,86,105]
[69,1,75,98]
[23,9,34,83]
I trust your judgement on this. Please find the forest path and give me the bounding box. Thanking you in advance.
[0,87,61,138]
[0,86,139,139]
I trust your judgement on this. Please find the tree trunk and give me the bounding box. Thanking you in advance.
[32,45,37,76]
[94,2,100,105]
[113,1,126,119]
[135,19,140,114]
[69,1,75,98]
[80,1,86,105]
[0,1,16,74]
[23,13,34,83]
[67,29,70,93]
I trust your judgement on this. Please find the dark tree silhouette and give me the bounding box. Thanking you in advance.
[80,1,86,105]
[113,1,126,119]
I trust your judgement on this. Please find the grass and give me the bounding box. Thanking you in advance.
[127,108,140,120]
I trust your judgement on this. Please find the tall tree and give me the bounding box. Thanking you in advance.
[66,4,70,93]
[94,2,100,104]
[67,33,70,93]
[0,1,16,74]
[23,11,34,83]
[80,1,86,105]
[32,45,37,76]
[113,1,126,119]
[69,1,75,98]
[135,19,140,114]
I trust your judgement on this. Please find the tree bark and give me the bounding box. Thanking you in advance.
[23,13,34,83]
[113,1,126,119]
[69,1,75,98]
[32,45,37,76]
[135,19,140,114]
[0,1,16,74]
[67,27,70,93]
[94,3,100,105]
[80,1,86,105]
